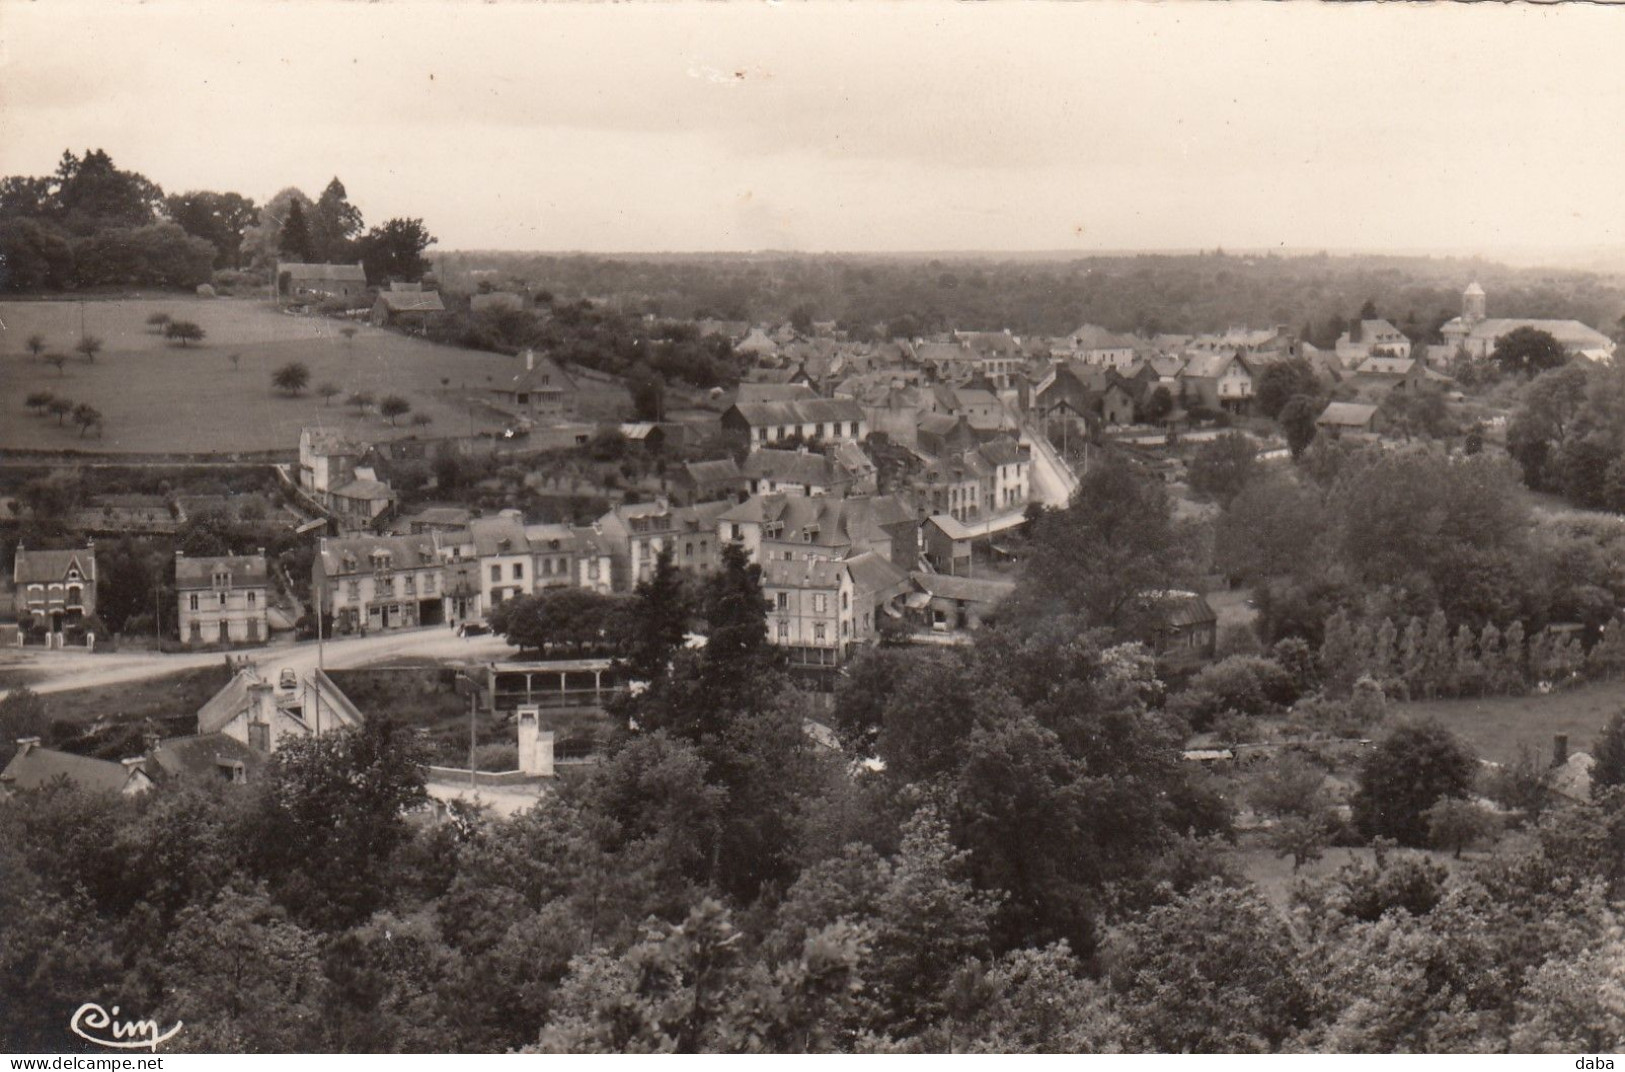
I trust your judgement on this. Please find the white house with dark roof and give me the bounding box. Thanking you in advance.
[195,667,363,754]
[175,550,270,646]
[721,398,868,451]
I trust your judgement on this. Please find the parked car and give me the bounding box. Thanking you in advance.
[279,668,297,689]
[458,621,490,638]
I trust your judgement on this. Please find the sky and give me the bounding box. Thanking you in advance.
[3,0,1624,256]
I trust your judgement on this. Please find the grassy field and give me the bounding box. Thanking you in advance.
[1390,679,1625,765]
[0,297,628,453]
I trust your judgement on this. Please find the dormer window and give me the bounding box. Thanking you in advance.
[212,570,231,589]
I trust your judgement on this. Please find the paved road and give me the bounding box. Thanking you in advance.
[1016,416,1080,508]
[0,627,516,700]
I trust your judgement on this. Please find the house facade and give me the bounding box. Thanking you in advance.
[13,544,97,642]
[595,498,731,591]
[175,551,270,646]
[315,533,445,633]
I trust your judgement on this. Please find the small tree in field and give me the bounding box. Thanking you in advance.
[1425,797,1499,858]
[46,397,74,425]
[340,326,358,346]
[409,412,433,428]
[146,312,172,333]
[347,391,374,413]
[25,334,46,359]
[165,320,205,347]
[317,382,341,406]
[379,395,411,425]
[75,335,103,363]
[272,362,311,396]
[229,352,242,372]
[71,403,103,439]
[25,391,54,415]
[45,353,68,376]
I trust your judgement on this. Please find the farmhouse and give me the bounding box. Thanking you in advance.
[1335,319,1413,366]
[906,571,1014,633]
[278,261,368,302]
[674,458,746,505]
[175,550,270,646]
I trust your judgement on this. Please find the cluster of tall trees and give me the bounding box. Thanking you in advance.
[1317,607,1625,701]
[0,150,436,292]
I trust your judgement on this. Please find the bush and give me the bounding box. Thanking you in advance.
[1352,721,1476,846]
[1170,654,1299,730]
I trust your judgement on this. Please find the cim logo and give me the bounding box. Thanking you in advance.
[69,1003,183,1052]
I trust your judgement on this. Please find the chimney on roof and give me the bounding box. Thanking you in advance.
[1349,320,1362,344]
[1553,734,1569,768]
[120,756,146,773]
[143,730,162,755]
[655,495,670,513]
[525,349,536,372]
[16,737,40,755]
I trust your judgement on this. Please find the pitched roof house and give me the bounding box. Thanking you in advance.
[175,551,271,646]
[1,739,153,798]
[278,261,368,301]
[13,544,97,635]
[491,350,578,421]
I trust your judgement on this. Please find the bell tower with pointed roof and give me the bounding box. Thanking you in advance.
[1463,281,1486,325]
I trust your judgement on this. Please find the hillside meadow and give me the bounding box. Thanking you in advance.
[0,297,624,454]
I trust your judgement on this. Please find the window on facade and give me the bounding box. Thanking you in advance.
[347,580,360,601]
[814,623,826,642]
[685,542,693,558]
[777,621,789,639]
[248,591,256,606]
[490,565,501,583]
[512,562,524,580]
[588,561,600,579]
[813,593,827,613]
[219,592,228,607]
[731,524,742,540]
[425,574,436,593]
[189,593,199,612]
[776,592,788,610]
[841,591,849,610]
[404,576,416,595]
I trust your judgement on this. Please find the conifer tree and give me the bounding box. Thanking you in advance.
[1371,617,1399,687]
[1320,609,1360,697]
[1399,616,1427,701]
[1452,624,1481,698]
[1422,609,1453,699]
[1503,620,1528,693]
[1478,622,1505,695]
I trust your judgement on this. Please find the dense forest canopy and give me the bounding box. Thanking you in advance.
[436,249,1625,345]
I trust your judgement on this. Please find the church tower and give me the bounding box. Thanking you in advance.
[1463,281,1486,324]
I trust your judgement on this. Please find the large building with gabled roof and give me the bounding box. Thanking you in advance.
[12,543,96,639]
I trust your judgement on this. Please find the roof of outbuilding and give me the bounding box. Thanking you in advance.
[743,449,837,488]
[908,571,1015,605]
[1317,401,1381,427]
